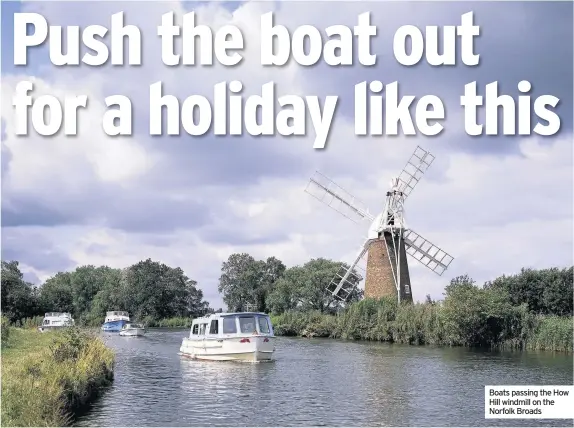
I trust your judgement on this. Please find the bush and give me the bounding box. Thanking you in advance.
[13,316,44,329]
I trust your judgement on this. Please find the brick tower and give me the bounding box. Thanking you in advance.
[364,233,413,303]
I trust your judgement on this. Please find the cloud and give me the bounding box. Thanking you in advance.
[1,1,572,309]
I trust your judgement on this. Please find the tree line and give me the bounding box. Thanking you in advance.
[3,250,572,332]
[219,252,573,318]
[1,259,212,325]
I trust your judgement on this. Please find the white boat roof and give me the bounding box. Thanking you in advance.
[220,312,269,317]
[193,312,270,322]
[44,312,73,318]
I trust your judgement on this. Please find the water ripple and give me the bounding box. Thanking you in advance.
[75,330,573,427]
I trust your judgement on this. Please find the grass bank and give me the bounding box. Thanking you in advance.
[271,298,573,352]
[1,322,115,426]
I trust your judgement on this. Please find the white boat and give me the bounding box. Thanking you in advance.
[101,311,130,332]
[38,312,75,332]
[179,312,276,362]
[119,322,146,337]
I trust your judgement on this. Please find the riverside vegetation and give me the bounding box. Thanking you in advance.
[1,322,114,426]
[2,255,573,351]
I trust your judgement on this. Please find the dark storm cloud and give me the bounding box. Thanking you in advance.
[2,199,79,227]
[140,135,311,189]
[199,226,289,246]
[1,229,75,272]
[100,193,213,233]
[2,188,214,233]
[296,1,573,155]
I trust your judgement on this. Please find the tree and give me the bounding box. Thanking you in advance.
[484,267,573,316]
[38,272,74,314]
[218,253,274,312]
[254,257,286,312]
[266,258,362,314]
[84,267,123,325]
[542,267,573,316]
[119,259,210,321]
[441,274,526,348]
[1,261,38,322]
[70,265,116,318]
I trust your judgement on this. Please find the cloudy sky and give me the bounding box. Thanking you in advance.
[1,0,572,309]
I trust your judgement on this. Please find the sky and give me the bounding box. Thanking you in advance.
[1,0,573,310]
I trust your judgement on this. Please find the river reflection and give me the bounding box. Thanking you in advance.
[75,330,573,427]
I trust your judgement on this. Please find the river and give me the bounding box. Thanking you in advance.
[75,329,573,427]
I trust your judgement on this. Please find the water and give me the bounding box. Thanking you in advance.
[75,329,573,427]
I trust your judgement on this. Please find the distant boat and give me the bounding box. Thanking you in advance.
[179,312,275,362]
[101,311,130,332]
[119,322,146,337]
[38,312,75,332]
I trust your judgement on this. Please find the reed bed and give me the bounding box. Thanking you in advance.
[142,316,193,328]
[271,298,573,352]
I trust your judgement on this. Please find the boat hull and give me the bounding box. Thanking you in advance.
[119,328,146,337]
[179,336,275,362]
[101,320,129,332]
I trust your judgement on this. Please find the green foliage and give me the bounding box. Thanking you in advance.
[50,327,91,363]
[1,258,211,327]
[218,253,286,312]
[1,328,114,426]
[525,316,574,352]
[12,315,44,329]
[271,292,572,353]
[113,259,210,321]
[1,260,40,322]
[3,251,572,355]
[485,267,573,316]
[266,258,362,314]
[142,316,193,328]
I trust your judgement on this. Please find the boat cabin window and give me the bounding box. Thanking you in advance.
[192,324,199,335]
[199,324,207,335]
[258,317,270,334]
[43,320,50,325]
[209,319,218,335]
[222,317,237,334]
[239,316,257,334]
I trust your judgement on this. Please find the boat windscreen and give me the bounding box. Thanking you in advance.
[258,316,270,334]
[238,316,257,333]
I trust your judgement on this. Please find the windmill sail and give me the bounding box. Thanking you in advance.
[305,171,374,224]
[403,229,453,275]
[397,146,435,199]
[326,239,370,301]
[305,146,455,304]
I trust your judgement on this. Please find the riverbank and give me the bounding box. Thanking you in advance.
[1,323,115,426]
[271,298,573,352]
[142,316,192,328]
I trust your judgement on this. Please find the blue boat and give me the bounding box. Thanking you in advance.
[101,311,130,332]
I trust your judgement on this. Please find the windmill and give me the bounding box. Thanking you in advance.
[304,146,454,304]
